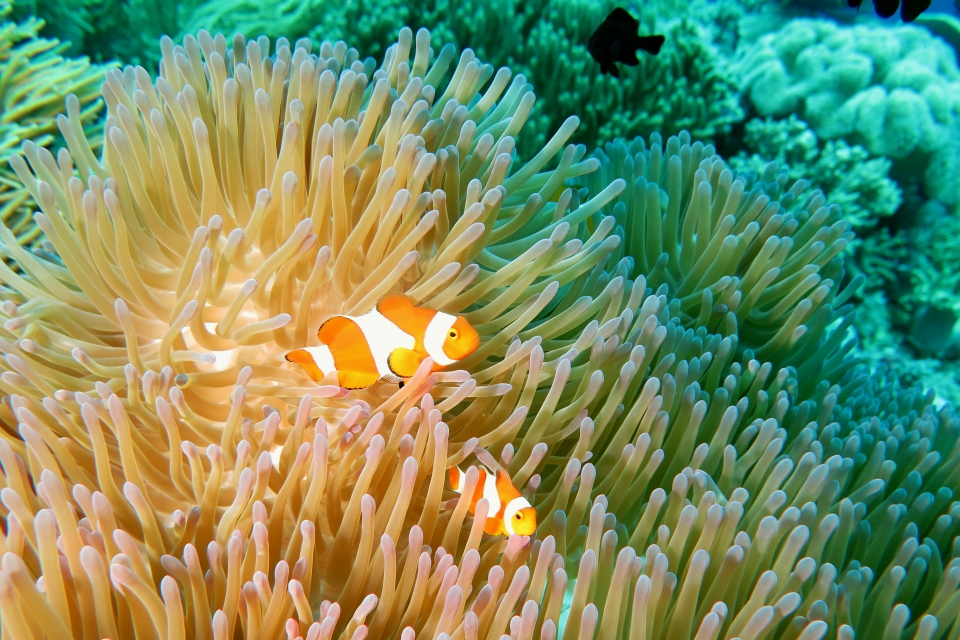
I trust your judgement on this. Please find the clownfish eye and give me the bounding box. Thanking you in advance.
[449,329,459,339]
[515,513,522,520]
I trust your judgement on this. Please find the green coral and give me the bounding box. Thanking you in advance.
[0,0,110,247]
[844,201,960,406]
[12,0,201,66]
[735,19,960,205]
[886,205,960,356]
[730,116,902,231]
[525,15,743,154]
[855,289,960,407]
[14,0,746,158]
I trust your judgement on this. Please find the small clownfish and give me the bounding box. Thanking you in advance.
[285,294,480,390]
[449,465,537,536]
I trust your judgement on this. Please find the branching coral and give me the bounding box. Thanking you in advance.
[0,0,109,248]
[734,19,960,206]
[866,205,960,358]
[0,24,956,640]
[729,116,902,232]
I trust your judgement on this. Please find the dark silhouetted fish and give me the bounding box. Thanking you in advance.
[587,8,665,78]
[846,0,932,21]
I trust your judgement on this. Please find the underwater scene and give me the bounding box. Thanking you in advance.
[6,0,960,638]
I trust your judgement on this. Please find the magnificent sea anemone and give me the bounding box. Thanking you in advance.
[0,26,956,640]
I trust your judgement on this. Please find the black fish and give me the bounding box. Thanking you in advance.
[846,0,932,21]
[587,7,665,78]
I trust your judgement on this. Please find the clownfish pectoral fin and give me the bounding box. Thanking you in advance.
[377,294,415,315]
[388,347,424,378]
[285,349,324,382]
[495,469,515,494]
[336,370,381,390]
[484,515,504,536]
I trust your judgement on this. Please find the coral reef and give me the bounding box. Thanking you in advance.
[16,0,747,160]
[729,116,902,232]
[734,18,960,206]
[0,0,109,249]
[850,204,960,406]
[0,22,955,640]
[721,0,960,422]
[916,13,960,61]
[518,13,743,158]
[12,0,202,66]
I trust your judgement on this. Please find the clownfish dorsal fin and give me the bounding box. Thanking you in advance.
[317,315,354,346]
[495,469,519,499]
[377,294,416,315]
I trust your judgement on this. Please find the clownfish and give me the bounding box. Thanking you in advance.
[449,464,537,536]
[285,294,480,390]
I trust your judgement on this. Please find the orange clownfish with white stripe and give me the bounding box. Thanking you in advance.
[449,464,537,536]
[285,294,480,390]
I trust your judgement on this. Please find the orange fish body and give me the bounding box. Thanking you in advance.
[285,294,480,390]
[449,465,537,536]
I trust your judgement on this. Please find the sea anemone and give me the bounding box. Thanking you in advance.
[0,25,956,640]
[586,134,861,392]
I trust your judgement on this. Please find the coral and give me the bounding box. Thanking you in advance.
[176,0,744,158]
[730,116,902,232]
[13,0,202,67]
[882,205,960,356]
[0,23,958,640]
[0,0,109,248]
[9,0,90,56]
[519,14,744,157]
[843,203,960,408]
[735,18,960,205]
[900,212,960,314]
